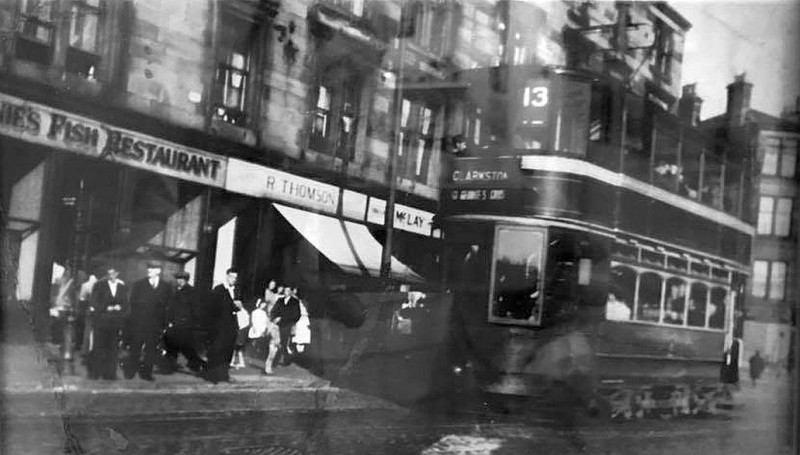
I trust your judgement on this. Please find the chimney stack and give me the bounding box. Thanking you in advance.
[678,83,703,126]
[726,73,752,127]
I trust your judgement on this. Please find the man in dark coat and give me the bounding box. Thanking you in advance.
[270,286,301,366]
[87,267,128,380]
[163,272,205,374]
[124,262,171,381]
[205,268,243,383]
[749,350,766,387]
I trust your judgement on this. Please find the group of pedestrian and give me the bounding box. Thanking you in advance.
[76,263,306,384]
[242,280,303,374]
[80,262,206,381]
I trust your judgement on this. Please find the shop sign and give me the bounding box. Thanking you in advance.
[0,92,227,187]
[366,198,434,236]
[226,159,340,214]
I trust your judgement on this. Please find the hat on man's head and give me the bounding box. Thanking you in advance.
[146,261,162,270]
[175,271,190,280]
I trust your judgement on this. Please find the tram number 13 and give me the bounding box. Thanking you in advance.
[452,189,506,201]
[523,86,549,108]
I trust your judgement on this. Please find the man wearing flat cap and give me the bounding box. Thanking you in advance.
[163,271,205,373]
[124,262,171,381]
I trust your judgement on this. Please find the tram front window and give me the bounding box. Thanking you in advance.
[489,227,545,326]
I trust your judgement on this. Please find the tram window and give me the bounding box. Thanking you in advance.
[489,227,545,325]
[690,262,710,277]
[641,250,664,267]
[712,268,730,281]
[708,287,727,329]
[608,265,635,321]
[611,243,637,261]
[667,256,688,272]
[687,282,708,327]
[636,272,662,322]
[553,79,590,156]
[663,277,687,325]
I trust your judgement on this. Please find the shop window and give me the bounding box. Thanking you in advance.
[663,277,686,325]
[309,68,361,161]
[635,272,661,322]
[213,8,257,127]
[489,227,545,326]
[398,98,437,183]
[687,282,708,327]
[607,265,635,321]
[708,287,726,329]
[65,0,103,78]
[15,0,56,65]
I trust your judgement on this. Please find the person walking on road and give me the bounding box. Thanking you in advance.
[270,285,301,367]
[163,272,206,374]
[124,262,170,381]
[86,267,127,380]
[749,350,766,387]
[205,268,242,383]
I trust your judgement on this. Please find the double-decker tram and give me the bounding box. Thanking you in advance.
[440,65,752,418]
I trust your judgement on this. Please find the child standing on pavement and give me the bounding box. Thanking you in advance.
[231,305,250,369]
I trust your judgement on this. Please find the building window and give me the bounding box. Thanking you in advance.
[15,0,104,78]
[757,196,792,236]
[775,198,793,236]
[213,9,256,127]
[66,0,103,78]
[409,2,451,56]
[16,0,56,65]
[762,136,798,177]
[398,99,437,182]
[654,21,674,83]
[769,262,787,300]
[753,260,787,300]
[309,68,361,161]
[757,197,774,234]
[752,260,768,298]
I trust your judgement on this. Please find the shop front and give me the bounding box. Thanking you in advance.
[0,91,227,340]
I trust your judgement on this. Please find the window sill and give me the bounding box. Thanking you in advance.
[209,118,257,147]
[8,59,104,96]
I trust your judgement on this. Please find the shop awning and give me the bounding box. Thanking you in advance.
[274,203,422,283]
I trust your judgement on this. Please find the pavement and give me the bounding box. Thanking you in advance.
[0,298,402,420]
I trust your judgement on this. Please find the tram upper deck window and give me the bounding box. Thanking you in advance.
[489,227,545,326]
[709,287,727,329]
[687,282,709,328]
[664,277,687,325]
[608,265,635,321]
[636,272,662,322]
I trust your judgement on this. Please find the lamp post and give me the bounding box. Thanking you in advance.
[379,14,410,283]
